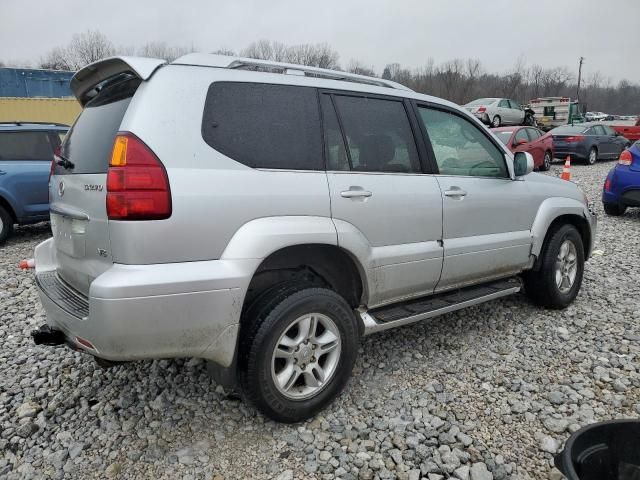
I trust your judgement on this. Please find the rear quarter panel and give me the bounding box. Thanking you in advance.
[111,65,332,265]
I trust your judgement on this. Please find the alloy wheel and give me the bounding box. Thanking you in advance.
[555,239,578,294]
[271,313,342,400]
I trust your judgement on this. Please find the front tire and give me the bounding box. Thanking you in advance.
[492,115,501,128]
[239,285,359,423]
[587,147,598,165]
[523,224,584,309]
[0,205,13,245]
[603,202,626,216]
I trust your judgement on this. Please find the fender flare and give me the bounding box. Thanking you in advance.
[220,216,338,260]
[530,197,593,258]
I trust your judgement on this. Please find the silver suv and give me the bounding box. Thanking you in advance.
[33,54,596,422]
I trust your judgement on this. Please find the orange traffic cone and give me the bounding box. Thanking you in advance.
[560,156,571,181]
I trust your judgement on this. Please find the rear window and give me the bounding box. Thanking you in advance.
[0,131,54,160]
[467,98,495,106]
[202,82,323,170]
[55,76,139,175]
[493,131,513,145]
[552,125,587,135]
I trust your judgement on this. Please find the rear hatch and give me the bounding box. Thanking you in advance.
[51,75,143,295]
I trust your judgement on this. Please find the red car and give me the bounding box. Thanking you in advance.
[491,126,554,171]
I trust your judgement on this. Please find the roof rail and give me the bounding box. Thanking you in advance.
[172,54,413,92]
[0,121,70,127]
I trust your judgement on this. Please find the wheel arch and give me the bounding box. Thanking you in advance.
[531,201,593,270]
[0,192,18,223]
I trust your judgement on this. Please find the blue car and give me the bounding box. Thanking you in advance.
[0,122,68,243]
[602,141,640,216]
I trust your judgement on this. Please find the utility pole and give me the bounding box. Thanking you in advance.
[576,56,585,104]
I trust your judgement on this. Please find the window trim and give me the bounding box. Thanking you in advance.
[411,100,512,180]
[319,88,429,175]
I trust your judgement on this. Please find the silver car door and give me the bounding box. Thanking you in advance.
[322,93,443,307]
[416,105,534,291]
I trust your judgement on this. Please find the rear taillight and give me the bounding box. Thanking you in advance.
[618,149,632,166]
[477,106,486,113]
[106,133,171,220]
[564,135,585,143]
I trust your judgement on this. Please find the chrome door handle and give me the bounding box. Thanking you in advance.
[444,188,467,198]
[341,189,372,198]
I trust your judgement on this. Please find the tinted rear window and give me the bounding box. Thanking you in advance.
[55,76,139,175]
[493,131,513,145]
[552,125,588,135]
[202,82,322,170]
[0,131,54,160]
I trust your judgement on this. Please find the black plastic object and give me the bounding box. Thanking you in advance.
[555,420,640,480]
[31,325,66,346]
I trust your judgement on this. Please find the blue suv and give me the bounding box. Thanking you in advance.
[0,122,68,243]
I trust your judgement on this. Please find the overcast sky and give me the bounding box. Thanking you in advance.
[1,0,638,82]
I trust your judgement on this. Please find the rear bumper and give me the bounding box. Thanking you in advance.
[553,144,588,160]
[34,238,260,366]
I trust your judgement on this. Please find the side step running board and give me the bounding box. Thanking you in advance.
[360,278,521,335]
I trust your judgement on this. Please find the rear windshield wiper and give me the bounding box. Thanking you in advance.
[55,152,75,170]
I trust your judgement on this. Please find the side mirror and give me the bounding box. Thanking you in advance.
[514,138,528,146]
[513,151,534,177]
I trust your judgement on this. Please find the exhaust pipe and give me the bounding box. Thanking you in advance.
[31,325,66,346]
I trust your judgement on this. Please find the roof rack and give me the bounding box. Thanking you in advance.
[0,121,69,127]
[172,54,413,92]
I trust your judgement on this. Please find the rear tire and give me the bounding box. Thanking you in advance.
[587,147,598,165]
[0,205,13,245]
[239,284,359,423]
[492,115,501,128]
[603,202,626,216]
[523,224,584,309]
[540,151,552,171]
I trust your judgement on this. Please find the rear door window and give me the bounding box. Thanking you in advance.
[514,129,529,144]
[56,76,139,175]
[329,94,421,173]
[526,128,541,141]
[0,131,54,160]
[498,99,509,108]
[202,82,323,170]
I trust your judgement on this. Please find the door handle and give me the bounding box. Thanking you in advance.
[0,170,6,175]
[341,188,372,199]
[444,188,467,198]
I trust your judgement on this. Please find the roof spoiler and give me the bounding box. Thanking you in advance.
[71,56,166,106]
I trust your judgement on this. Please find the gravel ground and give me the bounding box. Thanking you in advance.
[1,158,639,480]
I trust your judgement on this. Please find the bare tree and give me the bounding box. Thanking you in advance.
[70,30,115,67]
[346,60,376,77]
[138,41,193,62]
[211,48,236,56]
[241,40,339,68]
[40,30,114,70]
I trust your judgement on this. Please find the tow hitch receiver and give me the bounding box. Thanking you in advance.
[31,325,66,346]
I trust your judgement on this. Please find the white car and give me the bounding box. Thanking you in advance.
[464,98,533,127]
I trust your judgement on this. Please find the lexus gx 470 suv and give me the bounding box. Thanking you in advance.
[32,54,597,422]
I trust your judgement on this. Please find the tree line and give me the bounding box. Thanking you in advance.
[4,32,638,115]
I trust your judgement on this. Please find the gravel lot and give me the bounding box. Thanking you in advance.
[1,159,639,480]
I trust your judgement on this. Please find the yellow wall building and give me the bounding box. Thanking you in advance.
[0,97,81,125]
